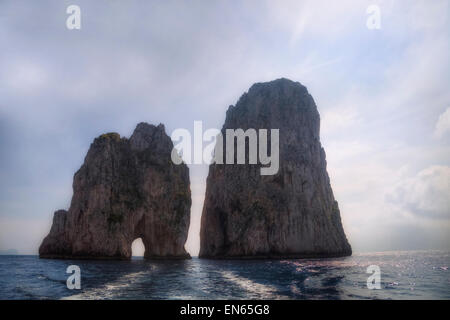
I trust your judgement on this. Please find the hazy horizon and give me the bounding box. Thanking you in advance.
[1,1,449,256]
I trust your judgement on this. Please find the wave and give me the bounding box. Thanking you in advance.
[62,271,149,300]
[219,270,290,300]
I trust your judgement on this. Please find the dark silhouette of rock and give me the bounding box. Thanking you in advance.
[200,78,351,258]
[40,123,191,260]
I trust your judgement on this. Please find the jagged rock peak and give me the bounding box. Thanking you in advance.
[39,122,191,260]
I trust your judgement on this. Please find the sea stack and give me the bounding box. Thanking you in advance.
[39,123,191,260]
[199,78,351,258]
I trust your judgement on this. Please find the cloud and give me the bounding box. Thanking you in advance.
[321,104,360,135]
[434,107,450,138]
[2,60,48,95]
[388,166,450,220]
[263,0,366,45]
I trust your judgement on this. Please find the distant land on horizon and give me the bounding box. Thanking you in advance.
[0,249,19,255]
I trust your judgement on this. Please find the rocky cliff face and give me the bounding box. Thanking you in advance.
[200,78,351,258]
[39,123,191,260]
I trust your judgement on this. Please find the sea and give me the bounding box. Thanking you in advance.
[0,250,448,300]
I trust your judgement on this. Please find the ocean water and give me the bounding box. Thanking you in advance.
[0,250,448,300]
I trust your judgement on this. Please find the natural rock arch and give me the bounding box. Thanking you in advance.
[131,237,145,257]
[39,123,191,260]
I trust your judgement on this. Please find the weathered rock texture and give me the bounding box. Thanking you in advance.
[200,78,351,258]
[40,123,191,260]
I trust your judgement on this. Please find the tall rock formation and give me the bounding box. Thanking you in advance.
[40,123,191,260]
[200,78,351,258]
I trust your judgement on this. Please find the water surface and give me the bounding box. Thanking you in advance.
[0,250,448,299]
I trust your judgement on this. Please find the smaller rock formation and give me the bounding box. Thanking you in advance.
[39,123,191,260]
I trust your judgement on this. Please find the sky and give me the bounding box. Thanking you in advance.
[0,0,449,256]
